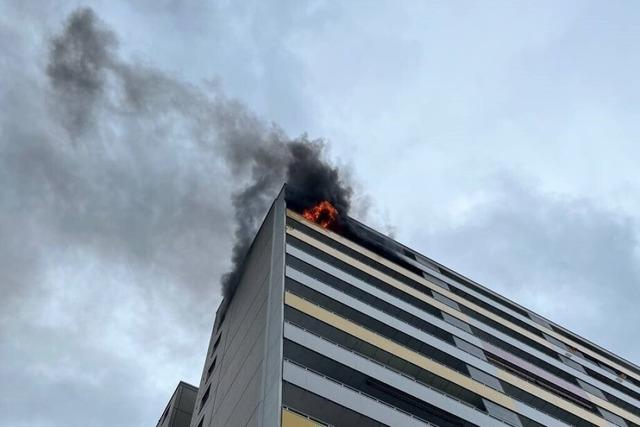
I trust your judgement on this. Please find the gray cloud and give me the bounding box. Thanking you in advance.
[0,6,351,426]
[3,2,640,426]
[410,176,640,362]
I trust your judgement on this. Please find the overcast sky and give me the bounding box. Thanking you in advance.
[2,2,640,426]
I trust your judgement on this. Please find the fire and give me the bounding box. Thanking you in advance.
[302,200,338,229]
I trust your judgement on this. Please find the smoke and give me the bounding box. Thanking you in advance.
[222,139,353,298]
[2,6,354,309]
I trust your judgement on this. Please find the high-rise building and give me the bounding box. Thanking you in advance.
[186,188,640,427]
[157,381,198,427]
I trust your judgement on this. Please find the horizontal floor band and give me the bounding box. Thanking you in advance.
[286,211,640,388]
[281,408,325,427]
[285,249,640,424]
[284,291,610,427]
[287,210,640,381]
[283,360,429,427]
[284,321,570,427]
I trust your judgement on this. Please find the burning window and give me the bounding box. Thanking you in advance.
[302,200,339,230]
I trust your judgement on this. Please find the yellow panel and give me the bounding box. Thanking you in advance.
[285,237,640,427]
[285,293,516,409]
[286,210,640,385]
[284,291,613,427]
[287,215,640,424]
[281,408,324,427]
[287,226,473,325]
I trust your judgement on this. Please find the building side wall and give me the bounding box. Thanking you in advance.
[191,191,285,427]
[157,382,198,427]
[282,211,640,427]
[260,190,286,427]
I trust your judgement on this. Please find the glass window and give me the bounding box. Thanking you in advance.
[483,399,523,427]
[199,385,210,413]
[468,365,504,392]
[599,362,617,375]
[211,334,222,355]
[442,312,473,334]
[414,253,441,273]
[426,273,450,289]
[543,333,568,351]
[205,357,217,381]
[433,291,460,310]
[559,354,586,374]
[576,378,606,400]
[453,336,487,361]
[597,407,628,427]
[528,312,551,329]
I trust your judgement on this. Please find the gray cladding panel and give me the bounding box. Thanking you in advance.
[283,361,430,427]
[193,192,286,427]
[283,324,511,427]
[260,191,286,427]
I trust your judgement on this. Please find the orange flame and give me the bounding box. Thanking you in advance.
[302,200,338,229]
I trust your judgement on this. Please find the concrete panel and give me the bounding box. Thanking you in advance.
[218,363,263,427]
[259,189,286,427]
[192,191,287,427]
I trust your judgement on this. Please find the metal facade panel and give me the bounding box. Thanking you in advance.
[284,323,516,427]
[285,248,640,423]
[284,292,518,411]
[191,192,286,427]
[286,224,640,420]
[283,361,428,427]
[281,410,323,427]
[286,211,640,385]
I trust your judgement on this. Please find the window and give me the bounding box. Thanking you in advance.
[453,336,487,361]
[483,399,523,427]
[468,365,503,391]
[551,323,640,378]
[543,333,568,351]
[559,354,586,374]
[597,407,628,427]
[199,385,211,413]
[414,253,441,273]
[576,378,606,400]
[442,312,472,334]
[528,312,551,329]
[211,334,222,355]
[285,257,453,344]
[432,291,460,310]
[426,273,450,289]
[487,354,596,412]
[598,361,617,375]
[205,357,217,382]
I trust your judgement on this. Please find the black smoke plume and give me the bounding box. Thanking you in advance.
[0,6,362,426]
[222,139,353,299]
[39,7,355,303]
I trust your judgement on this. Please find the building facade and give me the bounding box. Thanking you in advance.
[189,190,640,427]
[157,381,199,427]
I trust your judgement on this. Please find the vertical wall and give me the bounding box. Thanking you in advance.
[191,190,286,427]
[157,382,198,427]
[260,189,286,427]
